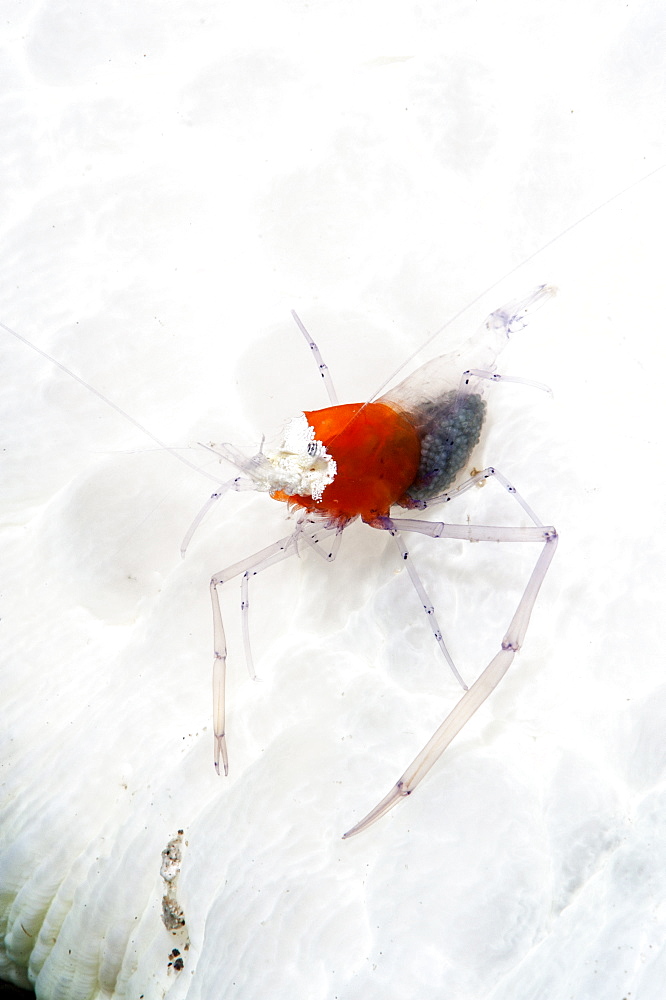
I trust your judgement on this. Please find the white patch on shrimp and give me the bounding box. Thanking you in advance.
[260,413,337,500]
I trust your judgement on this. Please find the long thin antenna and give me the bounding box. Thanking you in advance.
[370,162,666,401]
[1,319,222,484]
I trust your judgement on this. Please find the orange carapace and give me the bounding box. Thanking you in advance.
[272,401,421,525]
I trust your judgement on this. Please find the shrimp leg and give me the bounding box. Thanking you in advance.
[389,530,468,690]
[343,479,557,838]
[210,522,339,774]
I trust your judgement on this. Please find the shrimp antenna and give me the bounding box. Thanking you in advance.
[0,318,222,485]
[370,162,666,401]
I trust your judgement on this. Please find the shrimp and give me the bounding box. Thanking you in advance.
[3,165,661,839]
[192,285,557,837]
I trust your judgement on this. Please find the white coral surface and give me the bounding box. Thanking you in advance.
[1,3,665,1000]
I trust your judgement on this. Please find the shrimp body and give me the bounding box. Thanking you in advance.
[2,286,557,839]
[273,401,421,524]
[274,388,487,524]
[398,390,487,504]
[205,287,557,835]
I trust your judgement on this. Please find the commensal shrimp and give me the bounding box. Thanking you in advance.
[196,285,558,838]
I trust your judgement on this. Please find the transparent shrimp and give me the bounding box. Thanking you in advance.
[10,166,661,838]
[192,285,558,837]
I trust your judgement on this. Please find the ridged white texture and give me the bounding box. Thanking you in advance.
[262,415,337,501]
[1,4,665,1000]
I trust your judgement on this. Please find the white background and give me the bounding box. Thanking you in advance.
[1,2,665,999]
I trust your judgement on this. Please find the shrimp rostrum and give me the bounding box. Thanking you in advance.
[201,286,558,838]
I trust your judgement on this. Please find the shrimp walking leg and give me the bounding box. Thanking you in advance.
[425,466,544,526]
[181,476,257,556]
[299,521,344,563]
[210,522,339,774]
[241,523,343,681]
[390,531,468,690]
[342,470,557,838]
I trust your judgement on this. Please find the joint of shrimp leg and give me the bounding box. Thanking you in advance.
[388,532,468,690]
[439,466,546,528]
[501,638,520,652]
[214,734,228,777]
[372,515,395,531]
[342,781,415,840]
